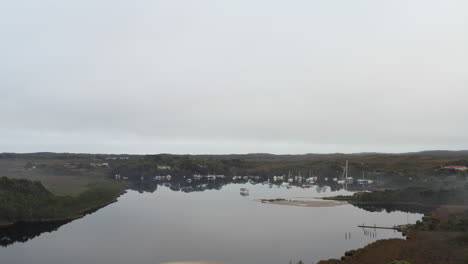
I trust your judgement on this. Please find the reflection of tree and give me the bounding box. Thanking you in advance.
[0,220,70,247]
[129,180,158,193]
[353,203,432,214]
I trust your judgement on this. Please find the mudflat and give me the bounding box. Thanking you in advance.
[258,198,346,207]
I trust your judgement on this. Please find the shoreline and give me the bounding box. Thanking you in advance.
[317,204,468,264]
[259,196,467,263]
[0,189,127,228]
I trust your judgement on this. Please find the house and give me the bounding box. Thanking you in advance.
[90,162,110,168]
[442,165,468,171]
[157,165,171,170]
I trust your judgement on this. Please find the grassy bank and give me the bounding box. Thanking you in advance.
[0,177,128,226]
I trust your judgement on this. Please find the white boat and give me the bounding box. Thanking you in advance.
[306,177,315,183]
[281,182,290,187]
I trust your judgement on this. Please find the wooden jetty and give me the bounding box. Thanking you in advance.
[358,224,409,231]
[358,225,397,230]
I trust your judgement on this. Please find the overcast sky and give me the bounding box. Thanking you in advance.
[1,0,468,154]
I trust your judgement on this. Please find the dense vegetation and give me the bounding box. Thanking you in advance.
[350,185,468,205]
[0,177,124,225]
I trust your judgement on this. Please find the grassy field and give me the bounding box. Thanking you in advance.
[0,159,126,196]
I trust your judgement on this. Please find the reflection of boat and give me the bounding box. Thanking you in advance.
[181,186,194,192]
[240,188,249,196]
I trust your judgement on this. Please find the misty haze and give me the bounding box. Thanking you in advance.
[1,1,468,264]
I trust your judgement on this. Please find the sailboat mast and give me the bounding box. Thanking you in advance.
[345,160,348,179]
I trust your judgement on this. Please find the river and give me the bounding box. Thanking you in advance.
[0,182,422,264]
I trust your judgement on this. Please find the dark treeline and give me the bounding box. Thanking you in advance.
[352,185,468,205]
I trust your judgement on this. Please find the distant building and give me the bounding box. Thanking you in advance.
[90,162,110,168]
[157,165,171,170]
[442,165,468,171]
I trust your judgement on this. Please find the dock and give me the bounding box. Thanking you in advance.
[358,225,406,230]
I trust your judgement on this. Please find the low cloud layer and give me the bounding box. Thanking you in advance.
[1,0,468,154]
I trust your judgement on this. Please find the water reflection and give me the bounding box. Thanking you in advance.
[0,220,70,247]
[127,174,375,194]
[0,177,422,250]
[0,182,424,264]
[353,203,433,214]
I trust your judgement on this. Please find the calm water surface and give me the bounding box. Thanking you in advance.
[1,183,422,264]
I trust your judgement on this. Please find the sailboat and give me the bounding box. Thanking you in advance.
[357,172,367,184]
[357,172,373,185]
[305,169,315,183]
[337,160,353,184]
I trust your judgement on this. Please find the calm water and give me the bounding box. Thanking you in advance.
[1,183,422,264]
